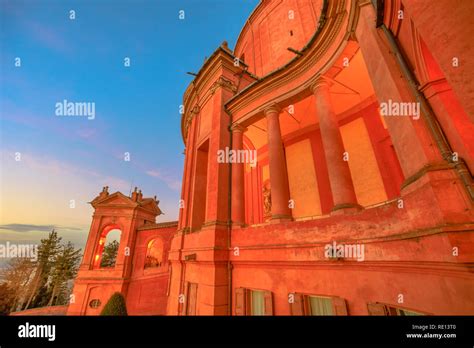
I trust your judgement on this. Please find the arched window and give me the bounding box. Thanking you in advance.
[94,228,121,269]
[144,239,163,269]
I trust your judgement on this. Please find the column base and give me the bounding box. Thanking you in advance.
[330,203,364,215]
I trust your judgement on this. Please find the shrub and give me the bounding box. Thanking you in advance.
[100,292,128,316]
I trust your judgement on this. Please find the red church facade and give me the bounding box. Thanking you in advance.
[68,0,474,316]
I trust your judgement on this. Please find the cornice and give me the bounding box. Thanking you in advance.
[137,221,179,231]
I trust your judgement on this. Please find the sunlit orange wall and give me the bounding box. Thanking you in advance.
[340,117,388,206]
[285,138,321,217]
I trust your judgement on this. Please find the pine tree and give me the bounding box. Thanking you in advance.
[47,242,81,306]
[1,230,82,312]
[100,240,119,268]
[100,292,128,316]
[23,230,62,309]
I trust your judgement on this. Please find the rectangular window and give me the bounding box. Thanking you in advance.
[235,288,273,316]
[308,296,334,316]
[367,302,424,316]
[250,290,265,316]
[289,293,347,316]
[397,308,422,316]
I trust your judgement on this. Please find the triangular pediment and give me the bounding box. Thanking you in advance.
[90,191,163,215]
[91,192,137,208]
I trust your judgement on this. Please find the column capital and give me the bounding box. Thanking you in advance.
[310,76,333,94]
[230,123,247,133]
[264,103,282,116]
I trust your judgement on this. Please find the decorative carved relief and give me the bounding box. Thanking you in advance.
[210,76,237,95]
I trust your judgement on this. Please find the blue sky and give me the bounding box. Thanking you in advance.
[0,0,258,253]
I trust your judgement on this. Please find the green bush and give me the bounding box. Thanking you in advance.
[100,292,128,316]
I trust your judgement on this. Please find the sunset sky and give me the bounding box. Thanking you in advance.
[0,0,258,252]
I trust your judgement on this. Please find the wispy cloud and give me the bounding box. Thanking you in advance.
[146,169,181,191]
[0,224,54,233]
[0,223,82,233]
[1,149,131,194]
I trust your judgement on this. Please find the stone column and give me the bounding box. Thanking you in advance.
[231,124,247,226]
[311,77,361,213]
[265,104,292,220]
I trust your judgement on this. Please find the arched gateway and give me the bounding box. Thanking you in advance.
[67,187,176,315]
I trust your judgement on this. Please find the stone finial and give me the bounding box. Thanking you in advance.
[99,186,109,199]
[131,187,138,201]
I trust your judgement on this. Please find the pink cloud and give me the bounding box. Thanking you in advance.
[1,149,130,193]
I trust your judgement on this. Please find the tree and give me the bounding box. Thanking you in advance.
[0,283,16,315]
[0,230,82,312]
[100,292,128,316]
[47,242,82,306]
[23,230,62,309]
[100,240,119,268]
[31,284,51,308]
[0,258,35,312]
